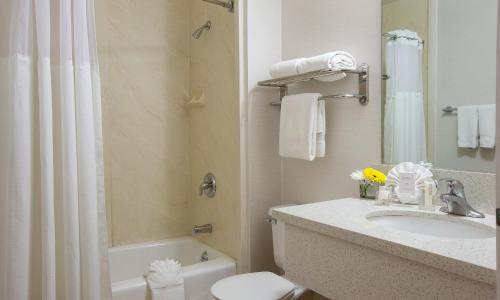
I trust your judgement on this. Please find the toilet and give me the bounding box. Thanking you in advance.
[210,205,307,300]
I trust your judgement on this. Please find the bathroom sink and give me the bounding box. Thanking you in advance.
[366,211,495,239]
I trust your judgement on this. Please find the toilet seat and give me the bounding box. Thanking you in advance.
[210,272,297,300]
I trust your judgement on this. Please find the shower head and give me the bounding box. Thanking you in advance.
[192,20,211,39]
[201,0,234,12]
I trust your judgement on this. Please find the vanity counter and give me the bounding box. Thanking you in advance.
[273,198,496,285]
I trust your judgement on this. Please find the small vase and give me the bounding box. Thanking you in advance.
[359,180,379,199]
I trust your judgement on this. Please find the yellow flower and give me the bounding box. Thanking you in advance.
[363,168,386,184]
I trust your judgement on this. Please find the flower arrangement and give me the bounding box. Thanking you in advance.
[350,168,386,199]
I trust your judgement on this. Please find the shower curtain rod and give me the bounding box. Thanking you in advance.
[383,32,425,45]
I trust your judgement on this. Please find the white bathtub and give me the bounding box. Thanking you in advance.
[109,237,236,300]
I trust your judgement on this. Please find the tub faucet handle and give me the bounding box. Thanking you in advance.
[199,173,216,198]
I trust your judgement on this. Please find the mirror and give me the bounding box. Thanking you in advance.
[382,0,497,173]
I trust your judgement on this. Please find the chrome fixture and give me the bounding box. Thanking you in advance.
[383,32,425,45]
[201,0,234,12]
[192,20,211,39]
[192,224,213,235]
[438,178,485,218]
[442,106,457,113]
[265,217,277,225]
[200,250,209,262]
[258,63,369,106]
[199,173,216,197]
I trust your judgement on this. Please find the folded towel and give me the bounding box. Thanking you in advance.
[145,259,185,300]
[279,93,325,161]
[297,51,357,75]
[315,72,347,83]
[269,51,356,81]
[269,58,304,78]
[316,100,326,157]
[478,104,496,148]
[457,105,479,148]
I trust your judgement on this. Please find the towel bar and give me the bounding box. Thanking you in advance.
[258,63,369,107]
[269,94,367,106]
[442,106,457,113]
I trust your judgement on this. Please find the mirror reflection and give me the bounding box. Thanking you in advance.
[382,0,497,173]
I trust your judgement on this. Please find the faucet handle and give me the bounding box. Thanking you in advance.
[199,173,216,198]
[438,178,464,195]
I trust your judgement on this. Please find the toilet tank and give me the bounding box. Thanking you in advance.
[268,204,296,269]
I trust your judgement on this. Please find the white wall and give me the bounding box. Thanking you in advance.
[243,0,382,272]
[281,0,382,204]
[245,0,283,272]
[432,0,497,173]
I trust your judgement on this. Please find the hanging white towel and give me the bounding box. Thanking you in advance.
[457,105,479,148]
[316,100,326,157]
[269,58,304,78]
[279,93,324,161]
[145,259,185,300]
[478,104,496,148]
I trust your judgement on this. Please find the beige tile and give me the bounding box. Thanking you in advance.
[96,0,192,246]
[188,0,241,262]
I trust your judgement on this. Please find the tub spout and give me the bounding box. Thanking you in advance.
[192,224,213,236]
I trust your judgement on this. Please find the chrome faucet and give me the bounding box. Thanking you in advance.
[199,173,216,198]
[192,224,213,235]
[200,250,209,262]
[438,178,484,218]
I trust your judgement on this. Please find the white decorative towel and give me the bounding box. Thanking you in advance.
[145,259,185,300]
[269,58,304,78]
[478,104,496,148]
[279,93,324,161]
[457,105,479,148]
[386,162,434,204]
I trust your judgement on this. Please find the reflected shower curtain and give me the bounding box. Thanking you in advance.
[0,1,111,299]
[384,30,427,164]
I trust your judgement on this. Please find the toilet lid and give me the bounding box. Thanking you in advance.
[211,272,296,300]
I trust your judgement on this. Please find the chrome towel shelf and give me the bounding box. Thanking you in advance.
[258,63,369,106]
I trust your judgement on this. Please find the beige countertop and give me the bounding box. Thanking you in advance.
[273,198,496,285]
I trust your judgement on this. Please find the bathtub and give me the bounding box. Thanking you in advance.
[109,237,236,300]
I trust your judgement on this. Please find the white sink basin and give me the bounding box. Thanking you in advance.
[366,211,495,239]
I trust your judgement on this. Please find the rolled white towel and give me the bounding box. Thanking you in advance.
[269,58,304,78]
[297,51,357,74]
[145,259,185,300]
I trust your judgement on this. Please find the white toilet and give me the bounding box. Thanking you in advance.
[210,205,307,300]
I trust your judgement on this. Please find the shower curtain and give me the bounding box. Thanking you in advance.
[384,30,427,164]
[0,1,111,299]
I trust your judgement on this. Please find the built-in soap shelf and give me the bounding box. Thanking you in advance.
[257,63,369,107]
[186,87,205,107]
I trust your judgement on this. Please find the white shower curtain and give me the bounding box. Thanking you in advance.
[0,1,111,300]
[384,30,427,164]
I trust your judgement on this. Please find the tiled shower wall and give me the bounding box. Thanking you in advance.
[188,0,241,262]
[96,0,240,262]
[97,0,192,246]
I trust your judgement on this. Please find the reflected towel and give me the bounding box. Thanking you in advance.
[457,105,479,148]
[478,104,496,148]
